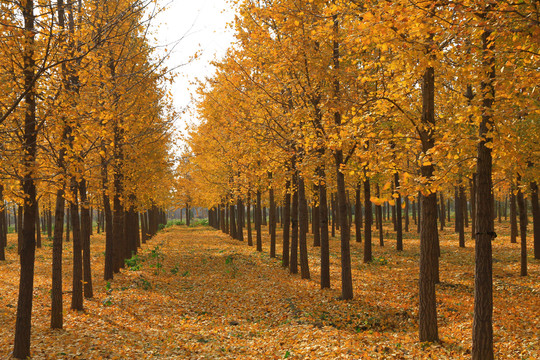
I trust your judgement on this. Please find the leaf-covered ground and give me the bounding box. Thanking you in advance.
[0,223,538,359]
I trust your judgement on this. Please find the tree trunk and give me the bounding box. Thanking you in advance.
[471,174,477,240]
[289,173,299,274]
[412,200,417,225]
[318,167,330,289]
[49,180,66,331]
[417,193,422,234]
[510,191,518,243]
[312,183,321,247]
[364,177,373,263]
[17,205,23,254]
[298,177,310,279]
[0,185,5,261]
[404,196,410,233]
[463,189,469,228]
[79,179,93,298]
[225,205,229,234]
[66,207,71,242]
[256,190,263,252]
[269,174,276,257]
[51,188,65,329]
[13,1,38,356]
[47,209,52,240]
[395,173,403,251]
[102,158,114,280]
[70,179,83,311]
[247,195,253,246]
[498,198,501,223]
[376,184,383,247]
[454,187,460,233]
[418,65,439,342]
[439,193,445,231]
[335,150,352,300]
[220,204,225,233]
[237,197,244,242]
[282,182,291,267]
[229,203,237,239]
[530,181,539,260]
[472,24,495,360]
[331,193,336,238]
[516,185,527,276]
[458,185,465,247]
[355,182,362,243]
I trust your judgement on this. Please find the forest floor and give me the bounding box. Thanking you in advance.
[0,223,538,359]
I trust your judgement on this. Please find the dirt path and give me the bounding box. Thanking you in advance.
[0,225,538,359]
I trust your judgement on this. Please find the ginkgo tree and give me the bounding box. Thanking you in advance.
[181,0,539,359]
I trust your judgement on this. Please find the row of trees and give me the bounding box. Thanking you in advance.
[182,0,539,359]
[0,1,177,358]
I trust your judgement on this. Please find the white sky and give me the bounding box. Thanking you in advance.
[152,0,236,132]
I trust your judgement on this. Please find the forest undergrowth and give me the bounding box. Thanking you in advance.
[0,224,538,359]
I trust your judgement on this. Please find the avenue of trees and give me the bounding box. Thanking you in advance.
[182,1,539,360]
[0,1,177,358]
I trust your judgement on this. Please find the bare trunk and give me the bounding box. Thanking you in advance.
[418,65,439,342]
[282,183,291,267]
[516,185,527,276]
[472,23,495,360]
[269,174,276,257]
[298,177,310,279]
[318,167,330,289]
[364,178,373,263]
[395,173,403,251]
[13,2,38,356]
[70,178,84,311]
[289,173,299,274]
[355,182,362,243]
[256,190,262,252]
[530,182,539,259]
[79,179,93,298]
[312,183,321,247]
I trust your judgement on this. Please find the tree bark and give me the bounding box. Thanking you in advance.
[35,202,41,249]
[51,186,65,329]
[0,185,5,261]
[229,203,237,239]
[355,182,362,243]
[510,191,517,243]
[471,175,477,240]
[256,190,263,252]
[376,183,383,247]
[395,173,403,251]
[298,177,310,279]
[418,65,439,342]
[531,181,539,260]
[289,173,299,274]
[364,178,373,263]
[282,182,291,267]
[331,193,336,238]
[312,184,321,247]
[13,1,38,356]
[516,185,527,276]
[79,179,93,298]
[70,179,83,311]
[237,197,244,242]
[458,185,465,247]
[102,163,114,280]
[247,195,253,246]
[439,193,445,231]
[472,23,495,360]
[269,174,276,257]
[318,167,330,289]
